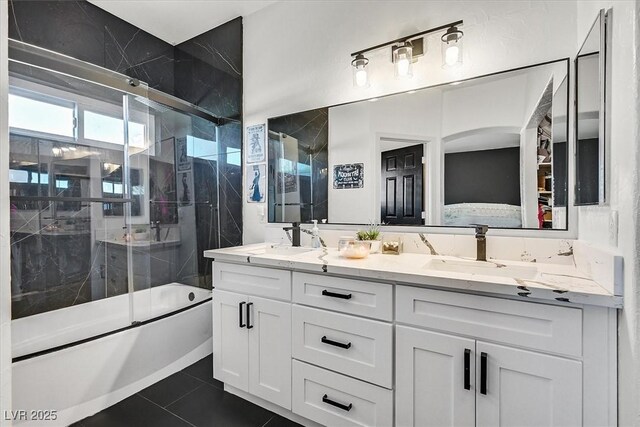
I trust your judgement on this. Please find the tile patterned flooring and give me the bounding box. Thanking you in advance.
[73,354,302,427]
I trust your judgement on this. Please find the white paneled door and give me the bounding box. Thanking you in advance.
[213,290,249,391]
[475,341,582,427]
[248,296,292,410]
[396,326,475,427]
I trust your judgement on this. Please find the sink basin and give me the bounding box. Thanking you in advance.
[265,245,314,256]
[424,259,538,280]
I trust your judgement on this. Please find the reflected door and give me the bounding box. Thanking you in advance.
[380,144,424,225]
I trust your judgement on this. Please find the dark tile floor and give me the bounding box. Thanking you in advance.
[73,354,303,427]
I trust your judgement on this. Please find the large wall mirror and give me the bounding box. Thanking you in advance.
[268,59,570,230]
[575,9,610,205]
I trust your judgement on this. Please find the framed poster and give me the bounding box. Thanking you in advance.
[247,164,266,203]
[333,163,364,189]
[176,136,190,171]
[246,124,266,163]
[178,171,192,206]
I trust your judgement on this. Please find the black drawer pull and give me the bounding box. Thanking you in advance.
[322,394,352,411]
[246,302,253,329]
[322,289,352,300]
[464,348,471,390]
[480,352,488,395]
[238,302,246,328]
[321,336,351,349]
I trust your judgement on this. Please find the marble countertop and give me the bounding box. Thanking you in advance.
[204,244,622,308]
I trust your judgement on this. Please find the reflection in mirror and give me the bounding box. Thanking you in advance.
[268,109,328,223]
[576,10,606,205]
[268,60,570,230]
[101,164,142,217]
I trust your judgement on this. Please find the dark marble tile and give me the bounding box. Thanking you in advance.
[77,394,192,427]
[181,354,222,389]
[103,19,175,95]
[264,415,304,427]
[9,0,176,95]
[139,371,203,408]
[174,17,242,119]
[167,383,272,427]
[9,0,106,67]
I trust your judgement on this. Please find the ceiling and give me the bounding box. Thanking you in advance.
[88,0,277,45]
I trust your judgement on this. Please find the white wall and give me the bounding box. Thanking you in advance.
[243,0,578,243]
[0,0,11,423]
[575,2,640,425]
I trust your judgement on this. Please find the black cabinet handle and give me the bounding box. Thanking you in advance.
[321,336,351,349]
[238,302,246,328]
[464,348,471,390]
[322,394,352,411]
[322,290,352,300]
[480,352,487,395]
[246,302,253,329]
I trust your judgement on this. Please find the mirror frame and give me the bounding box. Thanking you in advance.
[267,58,572,233]
[574,8,611,206]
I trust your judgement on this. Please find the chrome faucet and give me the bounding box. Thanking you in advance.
[472,224,489,262]
[283,222,301,247]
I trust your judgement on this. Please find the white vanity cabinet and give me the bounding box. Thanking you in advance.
[212,263,292,410]
[210,260,616,427]
[395,285,590,427]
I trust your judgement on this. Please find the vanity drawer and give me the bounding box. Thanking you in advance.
[396,285,582,357]
[292,360,393,427]
[292,305,392,388]
[213,262,291,300]
[293,272,392,320]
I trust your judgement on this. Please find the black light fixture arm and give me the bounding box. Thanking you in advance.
[350,19,463,57]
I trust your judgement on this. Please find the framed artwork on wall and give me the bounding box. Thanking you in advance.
[246,124,266,163]
[247,164,266,203]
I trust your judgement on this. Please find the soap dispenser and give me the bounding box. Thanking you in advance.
[310,220,322,249]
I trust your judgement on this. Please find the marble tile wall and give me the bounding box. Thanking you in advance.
[9,0,175,94]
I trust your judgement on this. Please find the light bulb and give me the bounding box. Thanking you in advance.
[355,69,368,87]
[397,57,410,76]
[445,45,460,66]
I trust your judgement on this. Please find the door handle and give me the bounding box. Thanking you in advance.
[322,289,352,299]
[322,394,352,411]
[246,302,253,329]
[238,302,246,328]
[480,352,488,395]
[464,348,471,390]
[321,336,351,349]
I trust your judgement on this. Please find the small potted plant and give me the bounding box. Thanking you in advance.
[133,226,149,241]
[356,224,382,253]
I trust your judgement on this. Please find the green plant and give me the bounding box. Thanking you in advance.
[356,224,381,241]
[134,227,146,233]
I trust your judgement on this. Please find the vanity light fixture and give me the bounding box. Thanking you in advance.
[393,41,413,78]
[441,25,464,68]
[351,53,370,87]
[350,19,463,87]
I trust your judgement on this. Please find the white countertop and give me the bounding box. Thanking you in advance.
[204,243,622,308]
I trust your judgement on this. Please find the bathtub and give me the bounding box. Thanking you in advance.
[11,283,213,426]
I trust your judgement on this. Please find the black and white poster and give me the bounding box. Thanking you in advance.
[246,124,265,163]
[176,137,190,171]
[333,163,364,189]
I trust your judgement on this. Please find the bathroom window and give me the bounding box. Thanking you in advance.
[84,110,145,148]
[9,92,76,138]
